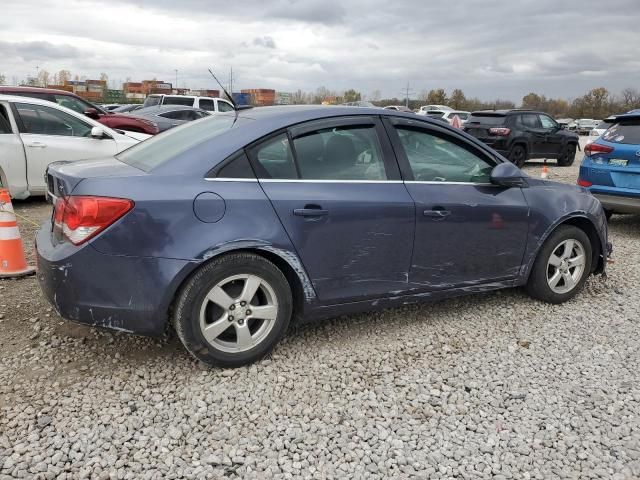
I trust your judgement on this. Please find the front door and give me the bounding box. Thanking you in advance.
[248,117,415,303]
[520,113,547,157]
[538,114,564,156]
[385,118,530,289]
[12,101,118,192]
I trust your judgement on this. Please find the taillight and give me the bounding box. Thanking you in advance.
[489,127,511,136]
[577,179,593,187]
[584,143,614,156]
[53,196,134,245]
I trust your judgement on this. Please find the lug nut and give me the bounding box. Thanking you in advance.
[240,301,247,307]
[238,319,244,325]
[246,310,252,316]
[229,304,236,310]
[228,315,234,322]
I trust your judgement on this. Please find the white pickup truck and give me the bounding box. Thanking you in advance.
[0,95,148,199]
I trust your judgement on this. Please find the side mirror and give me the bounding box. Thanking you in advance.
[490,162,528,188]
[558,124,566,130]
[84,108,100,120]
[90,126,106,138]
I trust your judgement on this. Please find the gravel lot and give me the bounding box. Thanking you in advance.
[2,145,640,479]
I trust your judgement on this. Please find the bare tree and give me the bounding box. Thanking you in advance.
[37,69,50,87]
[0,73,5,85]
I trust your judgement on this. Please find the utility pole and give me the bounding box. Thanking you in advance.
[174,69,178,92]
[400,82,414,108]
[228,67,234,97]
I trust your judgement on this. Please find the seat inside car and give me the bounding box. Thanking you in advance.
[323,134,357,179]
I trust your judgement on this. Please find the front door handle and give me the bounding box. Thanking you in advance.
[294,206,328,217]
[26,142,47,148]
[424,208,451,219]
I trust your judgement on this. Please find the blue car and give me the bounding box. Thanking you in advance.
[579,112,640,218]
[37,106,609,367]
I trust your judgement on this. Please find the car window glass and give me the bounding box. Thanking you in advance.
[395,127,494,183]
[252,133,297,179]
[293,125,387,180]
[601,121,640,144]
[521,114,541,129]
[15,103,93,137]
[54,95,91,114]
[0,106,12,134]
[163,96,194,106]
[215,151,255,179]
[539,115,557,129]
[199,99,215,111]
[159,111,183,120]
[217,101,234,112]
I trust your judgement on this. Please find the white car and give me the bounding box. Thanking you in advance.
[142,94,235,113]
[586,117,616,144]
[426,110,470,124]
[416,105,453,116]
[0,95,149,199]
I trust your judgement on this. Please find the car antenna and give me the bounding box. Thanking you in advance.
[208,68,237,114]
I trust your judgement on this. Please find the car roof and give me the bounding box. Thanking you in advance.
[0,93,76,105]
[137,105,205,113]
[0,85,79,97]
[471,109,538,115]
[612,112,640,121]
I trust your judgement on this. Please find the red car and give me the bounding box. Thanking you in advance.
[0,86,159,135]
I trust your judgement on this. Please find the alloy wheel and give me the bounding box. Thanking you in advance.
[546,239,586,294]
[199,274,278,353]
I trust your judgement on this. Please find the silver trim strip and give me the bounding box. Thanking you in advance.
[258,179,403,184]
[205,178,259,182]
[405,181,496,186]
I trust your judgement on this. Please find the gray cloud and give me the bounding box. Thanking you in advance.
[0,40,81,61]
[253,36,277,49]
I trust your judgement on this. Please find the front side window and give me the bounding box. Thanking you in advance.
[15,103,93,137]
[217,101,234,112]
[54,95,92,114]
[395,127,494,183]
[251,133,297,179]
[539,114,557,129]
[293,125,387,180]
[199,99,215,111]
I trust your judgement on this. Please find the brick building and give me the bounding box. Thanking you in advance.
[241,89,276,106]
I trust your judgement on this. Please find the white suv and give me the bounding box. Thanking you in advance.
[143,94,235,113]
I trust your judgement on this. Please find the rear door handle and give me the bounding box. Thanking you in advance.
[424,208,451,219]
[294,207,328,217]
[26,142,47,148]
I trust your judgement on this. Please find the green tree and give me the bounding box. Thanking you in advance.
[426,88,448,105]
[521,92,544,110]
[449,89,466,109]
[343,89,361,103]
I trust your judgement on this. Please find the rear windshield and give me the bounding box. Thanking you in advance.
[601,120,640,144]
[143,96,161,108]
[466,114,506,126]
[596,120,614,129]
[117,115,244,171]
[163,96,195,106]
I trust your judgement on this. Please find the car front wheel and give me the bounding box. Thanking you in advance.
[557,143,577,167]
[508,145,527,168]
[526,226,592,304]
[173,253,292,367]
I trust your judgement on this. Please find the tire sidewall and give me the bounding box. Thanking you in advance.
[557,143,576,166]
[509,145,526,167]
[175,254,292,367]
[527,226,592,304]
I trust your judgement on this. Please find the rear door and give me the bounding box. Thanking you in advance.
[249,116,415,303]
[384,117,530,289]
[12,101,119,193]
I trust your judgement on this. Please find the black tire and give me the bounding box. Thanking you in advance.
[508,145,527,168]
[526,225,592,304]
[557,143,577,167]
[604,209,614,221]
[173,253,292,368]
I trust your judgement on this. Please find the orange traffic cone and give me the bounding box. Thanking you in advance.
[0,189,36,278]
[541,165,549,179]
[451,114,462,129]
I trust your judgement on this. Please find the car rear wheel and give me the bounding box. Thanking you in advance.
[508,145,527,167]
[526,226,592,304]
[173,253,292,367]
[604,209,614,221]
[557,143,577,167]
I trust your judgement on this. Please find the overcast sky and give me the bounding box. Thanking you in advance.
[2,0,639,101]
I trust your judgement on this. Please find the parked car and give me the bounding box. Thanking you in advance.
[111,104,144,113]
[101,104,122,111]
[575,119,599,135]
[340,101,377,108]
[426,110,470,124]
[578,112,640,219]
[128,105,211,132]
[463,110,580,167]
[383,105,413,113]
[587,117,616,144]
[0,86,160,135]
[0,94,148,199]
[143,94,235,113]
[37,106,609,367]
[417,105,452,116]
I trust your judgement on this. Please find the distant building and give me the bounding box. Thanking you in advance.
[242,88,276,106]
[188,89,220,97]
[275,92,292,105]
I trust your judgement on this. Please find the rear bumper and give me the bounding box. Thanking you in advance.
[593,192,640,214]
[36,224,195,336]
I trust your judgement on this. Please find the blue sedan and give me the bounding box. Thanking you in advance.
[578,112,640,218]
[37,106,609,367]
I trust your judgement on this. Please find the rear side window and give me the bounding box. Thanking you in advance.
[143,96,161,107]
[466,114,506,126]
[199,99,215,111]
[520,114,542,129]
[217,101,234,112]
[602,121,640,144]
[293,126,387,180]
[163,96,194,106]
[250,133,297,179]
[215,151,255,179]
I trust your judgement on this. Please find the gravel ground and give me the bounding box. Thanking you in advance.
[1,144,640,479]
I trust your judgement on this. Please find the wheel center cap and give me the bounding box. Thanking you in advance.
[233,306,246,320]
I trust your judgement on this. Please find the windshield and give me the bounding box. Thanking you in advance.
[143,96,161,108]
[466,114,506,126]
[117,115,245,171]
[601,120,640,144]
